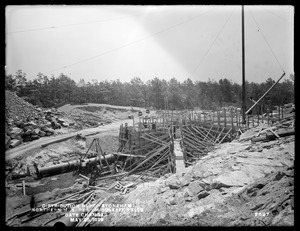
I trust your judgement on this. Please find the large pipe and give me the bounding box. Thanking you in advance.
[36,154,116,178]
[53,205,86,227]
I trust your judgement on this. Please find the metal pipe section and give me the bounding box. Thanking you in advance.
[53,205,85,227]
[36,154,116,178]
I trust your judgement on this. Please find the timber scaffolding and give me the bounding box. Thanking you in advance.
[118,118,176,177]
[118,105,288,169]
[178,105,287,167]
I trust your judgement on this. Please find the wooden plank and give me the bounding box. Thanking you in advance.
[22,180,26,195]
[214,127,225,144]
[112,152,145,158]
[269,129,280,138]
[218,128,232,144]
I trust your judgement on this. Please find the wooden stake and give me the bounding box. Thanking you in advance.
[218,128,232,144]
[22,180,26,196]
[214,127,225,144]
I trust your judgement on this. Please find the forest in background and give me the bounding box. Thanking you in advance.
[5,70,294,110]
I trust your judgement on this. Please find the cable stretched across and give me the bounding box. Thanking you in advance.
[190,10,234,77]
[248,9,285,73]
[6,12,144,34]
[28,6,220,78]
[260,6,294,26]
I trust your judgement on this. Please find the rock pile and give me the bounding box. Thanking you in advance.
[104,120,294,226]
[5,90,74,150]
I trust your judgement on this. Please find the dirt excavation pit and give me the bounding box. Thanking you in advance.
[5,101,295,227]
[6,133,120,192]
[6,130,295,227]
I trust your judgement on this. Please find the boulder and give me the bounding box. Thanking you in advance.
[22,135,32,142]
[31,135,40,140]
[8,127,23,139]
[14,120,24,128]
[165,175,180,189]
[187,207,205,218]
[24,121,38,128]
[198,180,207,189]
[213,171,250,187]
[7,119,14,126]
[57,118,65,123]
[61,122,69,127]
[5,134,11,150]
[39,130,46,137]
[188,180,205,195]
[24,129,33,135]
[41,126,49,132]
[33,128,40,135]
[45,115,52,121]
[51,121,61,129]
[182,172,193,185]
[197,191,210,200]
[192,167,204,179]
[182,187,193,198]
[10,139,22,148]
[177,176,190,187]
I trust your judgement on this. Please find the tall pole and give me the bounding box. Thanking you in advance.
[241,5,246,124]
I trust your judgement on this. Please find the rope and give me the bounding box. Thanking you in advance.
[248,9,285,73]
[29,6,220,78]
[260,6,294,26]
[191,10,234,77]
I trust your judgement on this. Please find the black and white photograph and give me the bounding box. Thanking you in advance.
[5,5,294,227]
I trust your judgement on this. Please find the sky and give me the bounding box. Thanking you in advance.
[5,5,294,85]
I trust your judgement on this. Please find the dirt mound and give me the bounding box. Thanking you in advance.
[5,90,79,150]
[5,90,43,129]
[57,103,142,128]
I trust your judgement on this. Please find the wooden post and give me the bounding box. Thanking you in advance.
[22,180,26,195]
[237,109,241,127]
[204,112,206,123]
[217,111,220,127]
[224,109,227,128]
[246,115,249,129]
[236,108,239,127]
[230,109,234,130]
[278,105,280,121]
[267,108,270,125]
[261,106,264,124]
[271,103,273,119]
[241,5,246,124]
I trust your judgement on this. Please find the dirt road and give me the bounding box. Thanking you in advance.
[5,118,135,162]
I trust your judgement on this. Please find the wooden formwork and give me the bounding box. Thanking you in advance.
[117,123,176,177]
[180,122,235,167]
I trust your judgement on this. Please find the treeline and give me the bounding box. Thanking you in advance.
[5,70,294,110]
